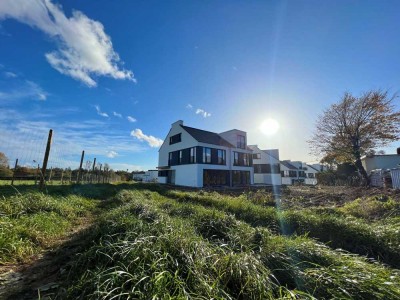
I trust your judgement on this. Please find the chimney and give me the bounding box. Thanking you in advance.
[172,120,183,127]
[397,147,400,155]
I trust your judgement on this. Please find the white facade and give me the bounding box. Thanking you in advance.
[142,170,159,183]
[305,165,319,185]
[361,155,400,174]
[248,145,281,186]
[280,160,320,185]
[158,120,254,188]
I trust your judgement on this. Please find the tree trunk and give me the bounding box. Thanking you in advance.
[353,149,370,186]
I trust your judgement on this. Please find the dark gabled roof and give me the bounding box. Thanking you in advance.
[306,165,320,172]
[181,125,234,147]
[280,161,297,170]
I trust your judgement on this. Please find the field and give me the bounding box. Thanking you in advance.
[0,183,399,299]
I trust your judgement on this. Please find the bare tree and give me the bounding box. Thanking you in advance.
[309,90,400,185]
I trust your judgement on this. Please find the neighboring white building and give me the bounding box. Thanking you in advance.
[248,145,281,186]
[361,153,400,174]
[280,160,300,185]
[158,120,254,188]
[305,164,319,185]
[142,170,159,182]
[280,160,320,185]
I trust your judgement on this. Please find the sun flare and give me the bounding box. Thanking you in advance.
[259,118,279,136]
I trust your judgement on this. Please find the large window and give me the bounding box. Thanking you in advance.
[234,152,239,165]
[203,147,211,163]
[179,150,183,164]
[190,147,196,163]
[203,170,229,186]
[308,173,315,178]
[289,170,297,177]
[237,135,246,149]
[233,152,251,166]
[158,170,168,177]
[168,152,173,166]
[299,171,306,178]
[252,153,261,159]
[217,149,226,165]
[232,171,250,185]
[169,133,181,145]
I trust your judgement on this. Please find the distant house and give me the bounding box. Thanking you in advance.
[248,145,281,186]
[361,151,400,174]
[280,160,300,185]
[305,164,319,185]
[280,160,319,185]
[142,170,159,182]
[158,120,254,187]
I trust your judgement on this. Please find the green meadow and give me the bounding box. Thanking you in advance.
[0,183,399,299]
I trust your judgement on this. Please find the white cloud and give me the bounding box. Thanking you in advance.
[113,111,122,118]
[4,71,17,78]
[0,80,48,101]
[130,129,163,148]
[186,104,193,109]
[127,116,137,123]
[0,0,135,87]
[196,108,211,118]
[106,150,118,158]
[94,105,108,117]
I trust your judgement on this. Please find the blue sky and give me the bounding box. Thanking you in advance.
[0,0,399,171]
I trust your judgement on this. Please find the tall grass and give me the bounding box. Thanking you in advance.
[0,192,95,263]
[164,190,400,268]
[61,189,400,299]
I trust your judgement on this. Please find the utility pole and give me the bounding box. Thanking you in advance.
[40,129,53,189]
[11,158,18,186]
[77,150,85,184]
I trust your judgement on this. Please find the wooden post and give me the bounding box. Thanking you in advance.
[11,158,18,185]
[39,129,53,189]
[91,158,96,183]
[48,167,53,184]
[61,170,64,184]
[77,150,85,184]
[35,164,39,185]
[98,164,102,183]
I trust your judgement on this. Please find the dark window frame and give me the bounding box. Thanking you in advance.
[203,147,212,164]
[169,133,182,145]
[190,147,196,163]
[217,149,226,165]
[237,135,246,149]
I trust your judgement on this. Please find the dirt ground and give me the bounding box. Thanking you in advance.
[280,185,400,208]
[0,218,94,300]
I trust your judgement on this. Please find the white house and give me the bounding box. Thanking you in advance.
[158,120,254,188]
[280,160,319,185]
[142,170,159,182]
[305,164,319,185]
[248,145,281,186]
[280,160,302,185]
[361,152,400,174]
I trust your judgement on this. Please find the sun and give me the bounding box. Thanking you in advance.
[259,118,280,136]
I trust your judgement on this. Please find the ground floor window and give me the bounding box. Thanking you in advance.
[203,170,229,186]
[232,171,250,186]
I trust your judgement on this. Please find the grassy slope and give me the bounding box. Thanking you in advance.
[1,183,399,299]
[60,188,400,299]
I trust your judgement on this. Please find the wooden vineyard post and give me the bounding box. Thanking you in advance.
[77,150,85,184]
[39,129,53,190]
[11,158,18,186]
